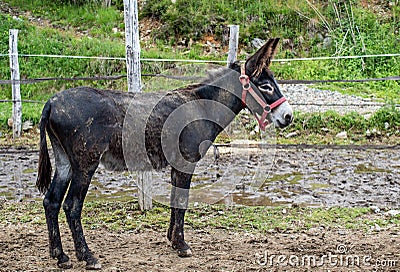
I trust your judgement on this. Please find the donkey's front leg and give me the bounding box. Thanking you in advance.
[168,167,193,257]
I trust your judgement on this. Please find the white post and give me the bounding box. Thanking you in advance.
[227,25,239,67]
[124,0,142,93]
[225,25,240,138]
[9,29,22,139]
[124,0,153,210]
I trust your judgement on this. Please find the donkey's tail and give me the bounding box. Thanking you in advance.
[36,101,52,194]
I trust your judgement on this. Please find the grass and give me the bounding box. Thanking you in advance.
[277,107,400,145]
[1,200,399,233]
[1,106,399,146]
[0,0,399,144]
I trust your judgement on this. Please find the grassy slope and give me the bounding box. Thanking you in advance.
[0,0,399,143]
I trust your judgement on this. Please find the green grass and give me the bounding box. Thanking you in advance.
[277,107,400,145]
[0,0,399,143]
[1,200,399,233]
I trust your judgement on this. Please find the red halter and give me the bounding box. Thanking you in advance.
[239,69,287,131]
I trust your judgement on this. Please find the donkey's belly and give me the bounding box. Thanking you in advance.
[100,150,127,171]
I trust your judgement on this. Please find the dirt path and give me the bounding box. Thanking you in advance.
[0,222,399,272]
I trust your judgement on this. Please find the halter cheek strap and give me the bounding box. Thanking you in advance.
[239,69,287,131]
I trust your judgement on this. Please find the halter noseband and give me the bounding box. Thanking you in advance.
[239,68,287,131]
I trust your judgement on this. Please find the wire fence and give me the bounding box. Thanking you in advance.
[0,73,399,107]
[1,52,399,108]
[2,52,400,62]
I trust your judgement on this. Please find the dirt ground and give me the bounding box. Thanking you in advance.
[0,222,399,272]
[1,146,399,271]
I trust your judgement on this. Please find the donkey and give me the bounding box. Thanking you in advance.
[37,38,293,270]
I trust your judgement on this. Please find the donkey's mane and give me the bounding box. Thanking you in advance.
[171,61,242,94]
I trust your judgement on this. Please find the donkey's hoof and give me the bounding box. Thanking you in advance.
[57,253,73,269]
[57,259,73,269]
[177,247,192,258]
[86,258,102,270]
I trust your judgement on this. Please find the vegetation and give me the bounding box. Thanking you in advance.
[0,1,398,238]
[279,106,400,144]
[1,200,399,233]
[0,0,399,143]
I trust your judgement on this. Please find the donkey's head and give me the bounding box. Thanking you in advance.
[244,38,293,129]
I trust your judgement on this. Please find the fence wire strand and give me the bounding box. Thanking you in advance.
[1,144,399,155]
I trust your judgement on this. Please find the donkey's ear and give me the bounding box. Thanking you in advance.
[245,38,280,77]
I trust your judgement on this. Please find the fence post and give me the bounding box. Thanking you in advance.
[124,0,153,211]
[225,25,239,138]
[9,29,22,139]
[225,25,239,206]
[227,25,239,67]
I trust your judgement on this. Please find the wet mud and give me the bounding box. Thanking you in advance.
[1,146,399,208]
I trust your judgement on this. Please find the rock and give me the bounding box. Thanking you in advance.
[323,37,332,48]
[336,131,347,139]
[307,227,320,236]
[22,120,33,131]
[285,132,298,138]
[370,205,381,213]
[7,118,13,128]
[251,38,265,49]
[373,224,381,231]
[385,210,400,217]
[363,113,372,120]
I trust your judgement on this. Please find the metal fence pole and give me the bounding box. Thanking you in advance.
[124,0,153,211]
[9,29,22,139]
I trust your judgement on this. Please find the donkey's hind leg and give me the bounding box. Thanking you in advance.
[43,141,73,269]
[63,163,101,270]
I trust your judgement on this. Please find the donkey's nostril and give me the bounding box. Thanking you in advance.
[284,113,293,123]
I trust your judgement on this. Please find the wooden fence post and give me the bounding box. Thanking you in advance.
[227,25,239,67]
[225,26,239,206]
[225,25,239,138]
[124,0,153,210]
[9,29,22,139]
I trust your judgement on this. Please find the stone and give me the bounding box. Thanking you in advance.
[336,131,347,139]
[370,205,381,213]
[385,210,400,217]
[7,118,13,128]
[285,132,298,138]
[22,120,33,131]
[251,38,265,49]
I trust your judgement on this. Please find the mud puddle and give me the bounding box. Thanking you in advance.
[1,146,399,208]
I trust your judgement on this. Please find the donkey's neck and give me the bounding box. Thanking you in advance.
[194,67,244,121]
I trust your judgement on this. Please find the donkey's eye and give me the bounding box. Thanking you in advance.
[259,83,274,95]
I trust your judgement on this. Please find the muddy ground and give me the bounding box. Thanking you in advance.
[0,222,399,271]
[1,145,399,207]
